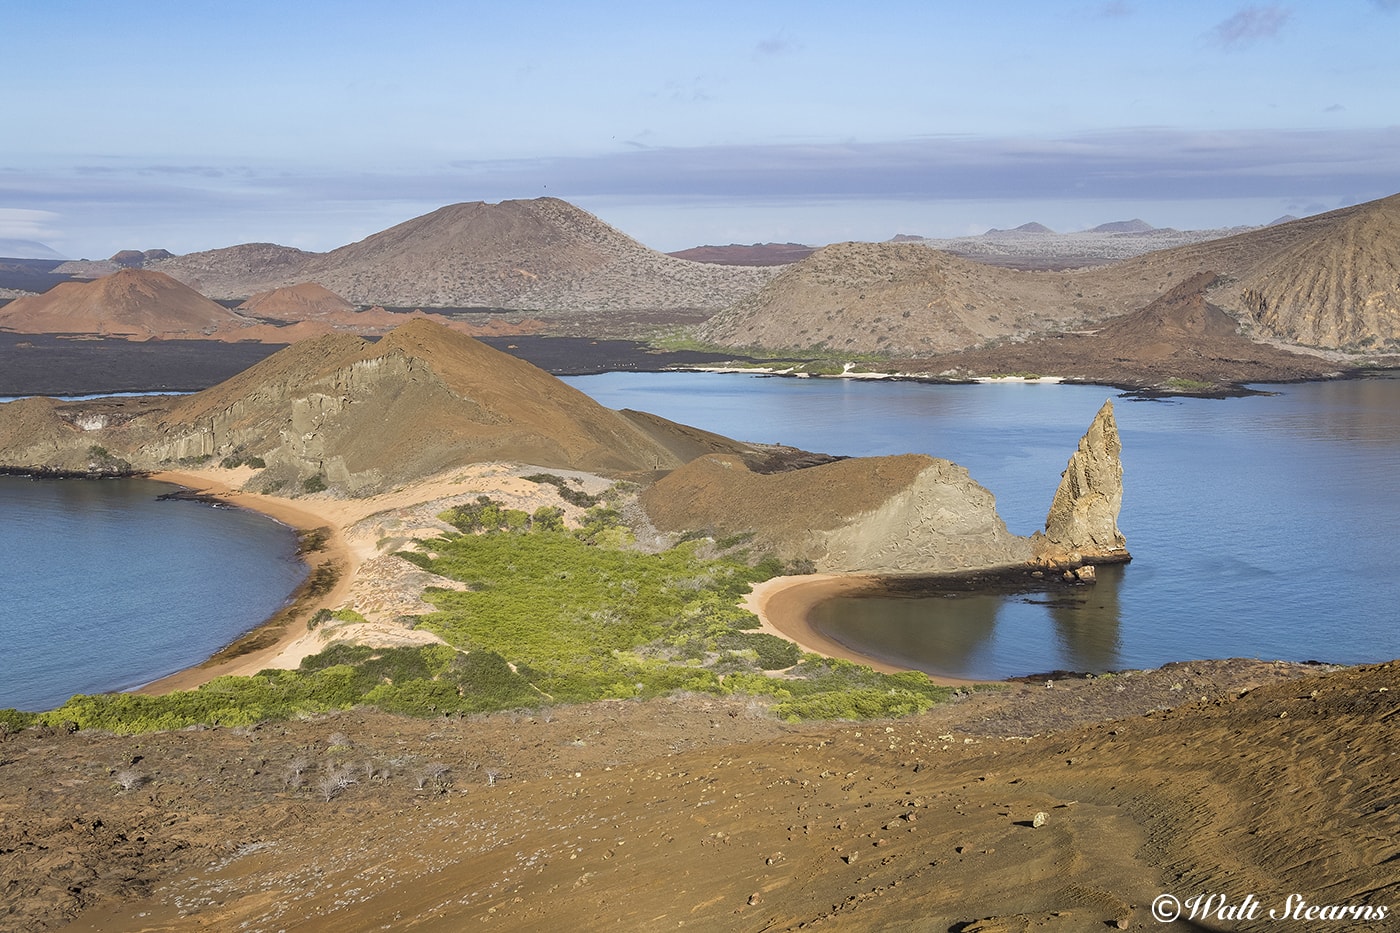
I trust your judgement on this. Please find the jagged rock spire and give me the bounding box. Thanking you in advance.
[1035,399,1129,568]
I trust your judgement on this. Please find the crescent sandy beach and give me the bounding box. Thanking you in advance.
[137,467,931,696]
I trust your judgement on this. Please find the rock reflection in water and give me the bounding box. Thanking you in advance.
[807,567,1124,679]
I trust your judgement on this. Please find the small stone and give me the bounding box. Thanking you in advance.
[843,852,858,864]
[1032,811,1048,828]
[748,893,762,906]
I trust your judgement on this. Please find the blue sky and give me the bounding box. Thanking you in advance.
[3,0,1397,258]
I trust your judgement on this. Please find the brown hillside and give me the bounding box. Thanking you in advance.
[237,282,355,318]
[701,193,1400,360]
[1229,193,1400,349]
[902,272,1339,389]
[147,242,319,297]
[155,199,778,311]
[151,317,749,490]
[0,318,754,492]
[698,242,1122,355]
[0,269,248,338]
[641,452,1032,573]
[234,284,544,340]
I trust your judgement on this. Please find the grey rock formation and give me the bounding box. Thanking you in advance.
[641,452,1033,574]
[1034,399,1129,566]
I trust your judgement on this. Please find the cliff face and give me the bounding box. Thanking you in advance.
[1035,399,1129,566]
[643,402,1129,577]
[640,453,1032,574]
[1228,194,1400,349]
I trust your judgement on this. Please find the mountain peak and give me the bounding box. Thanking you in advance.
[1088,219,1155,234]
[0,268,245,338]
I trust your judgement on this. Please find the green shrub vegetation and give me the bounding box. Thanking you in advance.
[7,503,965,733]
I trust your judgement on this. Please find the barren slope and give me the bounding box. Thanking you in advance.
[1228,193,1400,349]
[8,659,1394,932]
[0,318,753,491]
[698,242,1115,355]
[144,242,318,296]
[236,282,356,318]
[700,194,1400,360]
[153,199,778,311]
[0,269,248,338]
[641,452,1032,573]
[902,272,1342,389]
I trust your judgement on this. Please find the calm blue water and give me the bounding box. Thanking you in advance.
[564,372,1400,679]
[0,476,308,711]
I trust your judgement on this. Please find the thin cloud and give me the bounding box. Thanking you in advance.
[432,128,1400,203]
[1094,2,1133,19]
[1210,5,1292,47]
[754,34,797,57]
[10,127,1398,255]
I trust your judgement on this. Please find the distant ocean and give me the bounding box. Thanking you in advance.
[0,475,307,711]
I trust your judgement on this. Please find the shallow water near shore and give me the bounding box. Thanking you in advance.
[0,476,307,711]
[565,372,1400,679]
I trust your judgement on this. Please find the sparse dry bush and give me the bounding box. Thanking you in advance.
[317,764,357,801]
[415,761,452,792]
[284,755,312,789]
[113,769,146,792]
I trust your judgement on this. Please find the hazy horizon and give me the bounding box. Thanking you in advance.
[4,1,1398,259]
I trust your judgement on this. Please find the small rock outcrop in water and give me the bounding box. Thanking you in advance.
[1033,399,1129,568]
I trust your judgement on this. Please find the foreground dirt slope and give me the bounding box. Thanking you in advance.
[6,659,1394,932]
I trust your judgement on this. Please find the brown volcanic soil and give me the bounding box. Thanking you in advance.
[897,272,1344,391]
[0,269,247,339]
[6,659,1395,931]
[700,195,1400,361]
[151,199,778,312]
